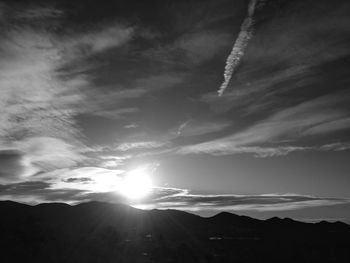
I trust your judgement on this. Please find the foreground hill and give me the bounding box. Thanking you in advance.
[0,201,349,263]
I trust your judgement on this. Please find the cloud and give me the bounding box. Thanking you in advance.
[0,28,84,145]
[0,4,136,183]
[99,155,131,169]
[124,124,139,129]
[48,167,124,192]
[13,137,86,170]
[92,107,140,120]
[143,190,350,212]
[0,150,26,183]
[206,0,350,116]
[217,0,260,96]
[0,0,349,213]
[178,94,350,156]
[61,25,134,60]
[0,166,129,203]
[0,137,86,183]
[117,141,169,152]
[12,6,63,20]
[0,3,63,25]
[2,180,348,213]
[318,142,350,152]
[304,117,350,136]
[0,164,156,204]
[177,141,350,158]
[0,181,87,204]
[175,120,231,137]
[0,4,135,142]
[201,64,311,115]
[0,21,90,179]
[178,144,306,158]
[63,177,93,183]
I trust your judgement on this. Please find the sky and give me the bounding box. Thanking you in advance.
[1,0,350,222]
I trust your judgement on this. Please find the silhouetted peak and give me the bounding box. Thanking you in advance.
[0,200,31,209]
[74,201,133,210]
[317,220,350,229]
[267,216,281,221]
[35,202,72,209]
[211,211,257,222]
[0,200,27,205]
[266,217,303,227]
[149,208,202,223]
[75,200,114,207]
[212,211,237,218]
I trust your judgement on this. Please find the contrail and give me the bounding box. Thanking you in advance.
[218,0,259,96]
[176,120,191,135]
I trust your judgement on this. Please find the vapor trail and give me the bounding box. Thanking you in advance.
[217,0,259,96]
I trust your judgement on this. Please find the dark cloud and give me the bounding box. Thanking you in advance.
[63,177,93,183]
[0,179,130,204]
[0,150,25,182]
[1,182,348,213]
[145,189,350,212]
[0,181,50,194]
[0,181,89,203]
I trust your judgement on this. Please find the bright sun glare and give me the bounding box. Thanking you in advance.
[118,168,153,199]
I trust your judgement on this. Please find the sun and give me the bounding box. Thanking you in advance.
[118,168,153,199]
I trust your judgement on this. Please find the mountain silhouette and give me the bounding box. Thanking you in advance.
[1,201,349,263]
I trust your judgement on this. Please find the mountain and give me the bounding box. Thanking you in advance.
[0,201,349,263]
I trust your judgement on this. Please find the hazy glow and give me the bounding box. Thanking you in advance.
[118,168,153,199]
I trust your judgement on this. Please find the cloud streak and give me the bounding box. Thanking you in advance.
[147,190,350,212]
[1,180,349,213]
[217,0,260,96]
[178,93,350,156]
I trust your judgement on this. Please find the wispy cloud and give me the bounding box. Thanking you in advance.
[92,107,140,120]
[202,64,310,115]
[0,4,135,183]
[176,120,192,135]
[61,25,134,61]
[0,137,86,184]
[178,94,350,156]
[117,141,169,151]
[319,142,350,152]
[99,155,131,169]
[304,117,350,136]
[0,29,83,144]
[146,190,350,212]
[175,120,231,137]
[0,16,90,181]
[12,6,63,20]
[2,180,349,213]
[0,3,63,23]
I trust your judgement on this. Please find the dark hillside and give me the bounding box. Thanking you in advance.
[0,201,349,263]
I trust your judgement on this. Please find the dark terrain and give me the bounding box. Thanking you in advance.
[0,201,349,263]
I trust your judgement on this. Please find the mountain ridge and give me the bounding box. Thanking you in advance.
[1,200,349,263]
[1,200,348,226]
